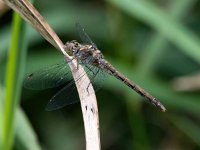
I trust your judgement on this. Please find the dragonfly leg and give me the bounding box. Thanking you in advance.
[64,56,74,63]
[86,68,100,94]
[76,62,79,70]
[64,56,80,70]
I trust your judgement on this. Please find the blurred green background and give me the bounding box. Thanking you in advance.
[1,0,200,149]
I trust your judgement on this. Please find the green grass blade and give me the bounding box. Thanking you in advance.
[3,12,29,150]
[15,109,41,150]
[137,0,197,75]
[0,85,41,150]
[107,0,200,64]
[170,115,200,146]
[0,88,3,149]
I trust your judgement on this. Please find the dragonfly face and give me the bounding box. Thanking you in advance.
[65,40,81,56]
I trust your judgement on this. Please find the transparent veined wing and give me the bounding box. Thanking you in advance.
[45,64,107,111]
[45,80,79,111]
[24,61,72,90]
[76,23,97,48]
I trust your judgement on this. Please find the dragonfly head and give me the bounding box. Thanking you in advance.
[65,40,81,55]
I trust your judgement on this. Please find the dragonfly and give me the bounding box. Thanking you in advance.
[24,23,166,112]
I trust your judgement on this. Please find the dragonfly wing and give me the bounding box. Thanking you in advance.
[24,61,72,90]
[45,80,79,111]
[45,64,107,111]
[45,63,108,111]
[76,23,97,48]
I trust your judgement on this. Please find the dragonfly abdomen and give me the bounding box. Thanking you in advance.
[102,61,166,112]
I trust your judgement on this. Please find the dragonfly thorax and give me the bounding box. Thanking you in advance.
[65,40,104,66]
[77,45,104,66]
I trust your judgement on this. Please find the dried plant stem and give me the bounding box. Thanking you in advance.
[67,58,101,150]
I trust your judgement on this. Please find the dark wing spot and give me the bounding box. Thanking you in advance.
[27,73,34,79]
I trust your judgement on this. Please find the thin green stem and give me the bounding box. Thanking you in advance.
[3,12,28,150]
